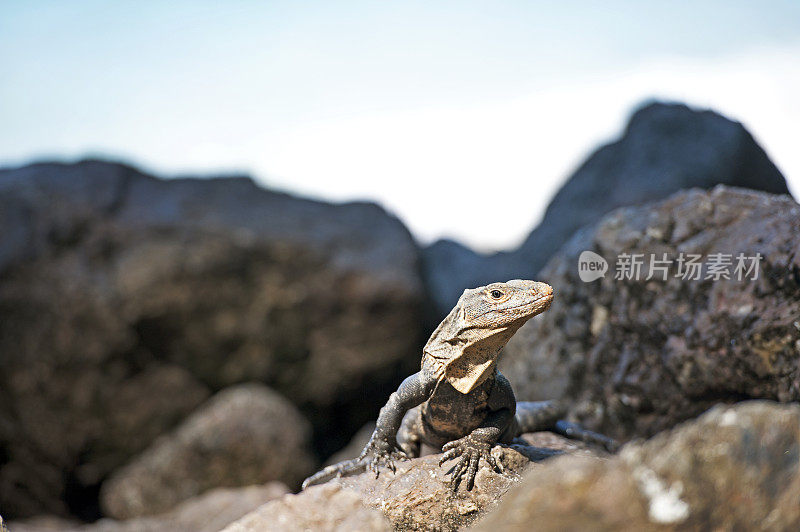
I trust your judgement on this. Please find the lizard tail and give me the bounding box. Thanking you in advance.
[515,400,619,452]
[515,400,567,433]
[301,457,367,490]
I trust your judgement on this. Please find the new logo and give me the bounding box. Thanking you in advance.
[578,250,608,282]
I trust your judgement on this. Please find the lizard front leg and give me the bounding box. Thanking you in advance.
[359,372,435,476]
[439,372,515,491]
[302,371,435,489]
[438,411,507,491]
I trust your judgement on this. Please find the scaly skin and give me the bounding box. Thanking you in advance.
[302,280,617,491]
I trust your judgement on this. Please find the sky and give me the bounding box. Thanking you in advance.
[2,1,799,251]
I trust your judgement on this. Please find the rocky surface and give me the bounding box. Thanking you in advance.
[223,483,393,532]
[423,101,791,317]
[475,401,800,531]
[10,483,288,532]
[501,186,800,441]
[101,385,315,519]
[0,160,425,518]
[229,438,605,531]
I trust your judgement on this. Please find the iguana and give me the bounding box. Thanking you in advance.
[303,280,617,491]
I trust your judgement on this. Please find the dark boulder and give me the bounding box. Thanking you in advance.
[423,102,790,317]
[501,186,800,441]
[0,160,425,518]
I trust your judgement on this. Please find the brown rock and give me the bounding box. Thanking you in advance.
[0,160,424,518]
[10,483,288,532]
[474,401,800,531]
[223,483,392,532]
[235,441,596,531]
[502,186,800,440]
[100,385,315,519]
[334,451,526,530]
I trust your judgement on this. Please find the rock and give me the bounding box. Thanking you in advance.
[332,450,528,530]
[422,101,791,317]
[234,439,603,531]
[474,401,800,531]
[10,483,288,532]
[223,484,392,532]
[501,186,800,441]
[100,385,314,519]
[0,160,425,518]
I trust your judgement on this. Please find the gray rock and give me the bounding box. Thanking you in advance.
[423,101,790,317]
[100,385,314,519]
[0,160,425,518]
[501,186,800,441]
[10,483,288,532]
[474,401,800,531]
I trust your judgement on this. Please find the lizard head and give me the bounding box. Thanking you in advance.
[424,279,554,394]
[459,279,554,328]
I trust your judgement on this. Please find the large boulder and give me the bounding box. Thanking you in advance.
[475,401,800,531]
[100,384,315,519]
[0,160,425,518]
[228,437,607,531]
[423,101,790,317]
[501,186,800,440]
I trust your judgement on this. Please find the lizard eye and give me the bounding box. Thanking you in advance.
[490,289,504,299]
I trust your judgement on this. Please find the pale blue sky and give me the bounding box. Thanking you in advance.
[2,1,799,249]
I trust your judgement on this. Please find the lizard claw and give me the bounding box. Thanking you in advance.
[367,449,408,476]
[360,438,409,478]
[303,435,409,488]
[439,435,498,491]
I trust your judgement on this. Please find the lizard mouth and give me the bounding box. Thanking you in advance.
[506,293,553,311]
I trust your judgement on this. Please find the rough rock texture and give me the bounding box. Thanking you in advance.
[10,483,288,532]
[0,160,424,518]
[502,186,800,440]
[475,401,800,531]
[331,450,532,530]
[232,440,603,531]
[223,484,393,532]
[423,102,790,317]
[100,384,314,519]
